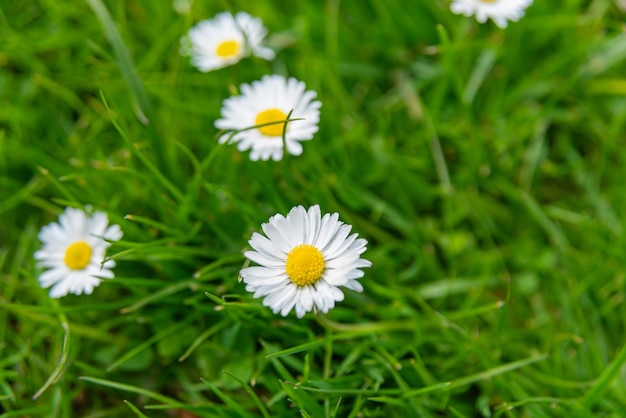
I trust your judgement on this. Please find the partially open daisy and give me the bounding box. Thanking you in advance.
[181,11,275,72]
[450,0,533,28]
[34,207,122,298]
[240,205,371,318]
[215,75,322,161]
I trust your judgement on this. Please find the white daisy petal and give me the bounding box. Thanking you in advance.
[304,205,321,245]
[95,266,115,279]
[248,278,292,296]
[244,250,284,268]
[315,212,342,250]
[241,266,287,280]
[49,279,72,298]
[450,0,532,28]
[259,224,292,255]
[322,224,353,254]
[87,211,109,237]
[214,75,322,161]
[286,206,307,245]
[38,223,64,245]
[34,207,122,298]
[103,224,123,241]
[342,279,363,293]
[38,267,68,288]
[249,232,286,261]
[240,205,371,318]
[263,282,296,310]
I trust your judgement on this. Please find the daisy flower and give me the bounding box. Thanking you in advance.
[215,75,322,161]
[240,205,371,318]
[450,0,533,29]
[34,207,122,298]
[181,11,275,72]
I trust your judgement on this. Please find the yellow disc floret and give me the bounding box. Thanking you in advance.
[216,40,240,58]
[286,244,325,286]
[64,241,93,270]
[255,108,288,137]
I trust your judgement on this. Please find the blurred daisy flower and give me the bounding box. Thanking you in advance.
[240,205,371,318]
[215,74,322,161]
[181,11,275,71]
[34,207,122,298]
[450,0,533,28]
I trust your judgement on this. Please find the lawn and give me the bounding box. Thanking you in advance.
[1,0,626,417]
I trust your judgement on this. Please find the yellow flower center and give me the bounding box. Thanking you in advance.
[216,40,240,58]
[64,241,93,270]
[479,0,497,2]
[286,244,325,286]
[255,108,288,137]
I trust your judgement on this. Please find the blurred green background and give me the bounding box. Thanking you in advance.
[1,0,626,417]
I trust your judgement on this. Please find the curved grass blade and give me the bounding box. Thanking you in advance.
[581,343,626,409]
[32,312,70,400]
[178,320,229,362]
[223,370,271,418]
[106,317,193,372]
[200,378,248,416]
[124,400,150,418]
[86,0,172,177]
[80,376,179,405]
[85,0,152,124]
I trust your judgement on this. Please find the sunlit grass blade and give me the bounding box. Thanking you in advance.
[494,397,573,418]
[124,400,150,418]
[32,312,70,400]
[200,378,249,416]
[223,370,271,418]
[441,354,548,394]
[37,167,79,204]
[581,343,626,409]
[178,320,230,362]
[0,407,52,417]
[279,380,324,418]
[85,0,152,123]
[463,49,496,105]
[80,376,179,404]
[119,280,192,314]
[564,144,621,235]
[98,91,183,203]
[265,331,404,359]
[106,318,193,372]
[123,213,188,237]
[516,190,569,252]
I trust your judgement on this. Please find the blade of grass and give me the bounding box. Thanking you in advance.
[106,317,193,372]
[581,343,626,409]
[80,376,179,405]
[86,0,175,179]
[463,49,497,105]
[123,400,150,418]
[119,280,193,314]
[32,311,70,400]
[85,0,152,123]
[200,378,249,416]
[564,143,621,235]
[178,320,230,362]
[98,91,183,202]
[223,370,271,418]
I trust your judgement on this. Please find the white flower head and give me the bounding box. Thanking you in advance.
[181,11,275,72]
[215,75,322,161]
[34,207,123,298]
[240,205,371,318]
[450,0,533,28]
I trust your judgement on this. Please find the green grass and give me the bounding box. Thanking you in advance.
[2,0,626,416]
